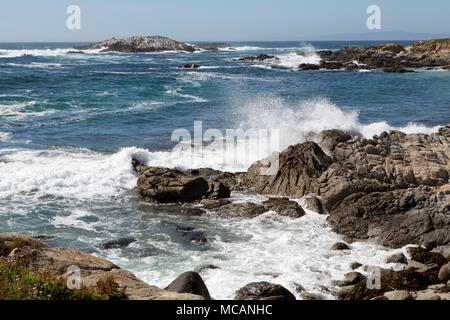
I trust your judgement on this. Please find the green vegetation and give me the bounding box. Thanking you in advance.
[417,38,450,47]
[0,258,126,300]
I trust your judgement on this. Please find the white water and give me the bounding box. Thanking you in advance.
[0,97,443,200]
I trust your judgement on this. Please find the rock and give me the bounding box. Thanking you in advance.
[99,238,136,250]
[235,282,296,300]
[261,198,305,218]
[331,242,350,250]
[432,245,450,258]
[2,233,204,300]
[315,129,352,152]
[237,54,277,62]
[318,40,450,70]
[370,295,389,300]
[344,272,366,285]
[191,237,208,245]
[438,262,450,282]
[384,290,414,300]
[415,291,441,300]
[215,202,267,218]
[448,279,450,290]
[132,160,231,203]
[67,51,84,54]
[383,67,415,73]
[300,292,321,300]
[350,262,362,270]
[386,252,408,264]
[407,247,448,266]
[76,36,196,53]
[196,43,230,51]
[242,141,333,198]
[0,232,49,257]
[332,280,350,287]
[417,263,439,273]
[298,63,320,71]
[336,285,355,299]
[179,208,206,216]
[406,260,427,270]
[319,61,343,70]
[304,195,326,214]
[178,63,200,69]
[194,264,219,273]
[165,271,211,299]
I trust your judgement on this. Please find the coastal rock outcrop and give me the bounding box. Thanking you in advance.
[236,54,278,62]
[196,42,230,51]
[317,39,450,72]
[241,126,450,249]
[0,233,204,300]
[75,36,196,53]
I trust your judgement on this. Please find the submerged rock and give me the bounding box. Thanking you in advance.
[235,281,296,300]
[196,42,230,51]
[331,242,350,250]
[386,252,408,264]
[237,54,277,61]
[178,63,200,69]
[99,238,136,250]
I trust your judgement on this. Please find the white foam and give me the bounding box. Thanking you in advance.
[52,209,98,232]
[164,86,207,102]
[0,132,11,142]
[0,101,56,119]
[0,147,143,199]
[107,194,407,300]
[0,48,104,58]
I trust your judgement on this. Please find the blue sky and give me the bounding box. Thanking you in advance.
[0,0,449,42]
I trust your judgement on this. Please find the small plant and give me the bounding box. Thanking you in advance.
[0,258,126,300]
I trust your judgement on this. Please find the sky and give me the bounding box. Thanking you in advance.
[0,0,449,42]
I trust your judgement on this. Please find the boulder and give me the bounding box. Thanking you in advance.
[261,198,305,218]
[132,160,231,203]
[386,252,408,264]
[0,232,49,257]
[99,238,136,250]
[438,262,450,282]
[331,242,350,250]
[336,285,355,299]
[215,202,267,218]
[235,282,296,300]
[350,262,362,270]
[178,63,200,69]
[300,292,321,300]
[344,272,366,285]
[165,271,211,299]
[304,195,326,214]
[196,43,230,51]
[384,290,414,300]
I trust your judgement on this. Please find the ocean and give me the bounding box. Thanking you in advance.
[0,40,449,299]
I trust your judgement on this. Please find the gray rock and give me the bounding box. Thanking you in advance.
[350,262,362,270]
[76,36,196,53]
[304,195,326,214]
[235,282,296,300]
[300,292,321,300]
[344,272,366,285]
[438,262,450,282]
[261,198,305,218]
[98,238,136,250]
[178,63,200,69]
[386,252,408,264]
[406,260,427,270]
[432,245,450,258]
[336,285,355,299]
[384,290,414,300]
[331,242,350,250]
[165,271,211,300]
[215,202,267,218]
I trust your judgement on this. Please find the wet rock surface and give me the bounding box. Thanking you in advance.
[235,281,296,300]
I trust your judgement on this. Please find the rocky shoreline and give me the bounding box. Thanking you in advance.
[3,127,448,300]
[75,36,450,73]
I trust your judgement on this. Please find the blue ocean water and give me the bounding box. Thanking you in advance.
[0,41,449,299]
